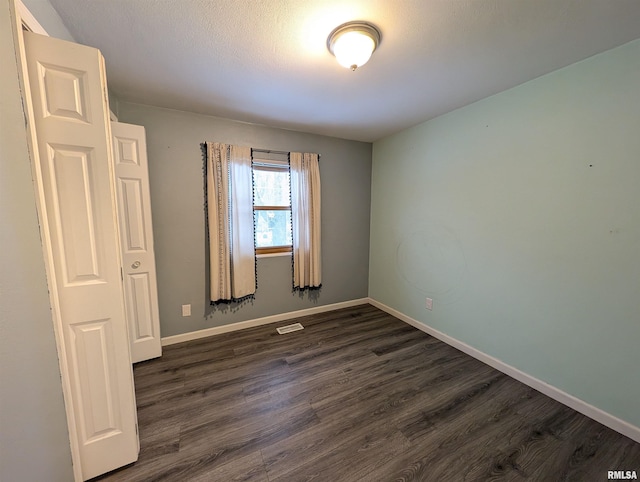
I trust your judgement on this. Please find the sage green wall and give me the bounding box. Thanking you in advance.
[0,0,74,480]
[370,40,640,428]
[117,102,372,337]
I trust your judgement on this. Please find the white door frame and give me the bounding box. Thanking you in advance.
[16,0,46,34]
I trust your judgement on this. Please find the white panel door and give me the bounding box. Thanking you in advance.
[23,32,139,480]
[111,121,162,363]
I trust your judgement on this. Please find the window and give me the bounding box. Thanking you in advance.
[252,160,292,255]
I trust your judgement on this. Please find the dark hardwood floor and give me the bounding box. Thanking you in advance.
[95,304,640,481]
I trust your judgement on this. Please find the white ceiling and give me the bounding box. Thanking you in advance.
[49,0,640,142]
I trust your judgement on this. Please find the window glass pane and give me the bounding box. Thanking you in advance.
[254,210,292,248]
[253,168,290,206]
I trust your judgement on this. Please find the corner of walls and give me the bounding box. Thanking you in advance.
[369,40,640,430]
[108,88,119,118]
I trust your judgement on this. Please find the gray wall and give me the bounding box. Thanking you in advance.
[118,102,372,337]
[0,0,74,480]
[22,0,74,41]
[370,40,640,429]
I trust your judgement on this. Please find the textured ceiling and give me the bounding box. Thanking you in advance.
[49,0,640,142]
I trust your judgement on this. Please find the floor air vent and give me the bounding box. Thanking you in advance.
[276,323,304,335]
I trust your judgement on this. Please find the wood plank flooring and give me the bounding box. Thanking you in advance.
[94,304,640,481]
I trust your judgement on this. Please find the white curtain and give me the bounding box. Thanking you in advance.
[207,142,256,302]
[290,152,321,289]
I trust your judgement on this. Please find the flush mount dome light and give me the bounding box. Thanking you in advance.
[327,21,381,71]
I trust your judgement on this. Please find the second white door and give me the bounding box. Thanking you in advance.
[111,121,162,363]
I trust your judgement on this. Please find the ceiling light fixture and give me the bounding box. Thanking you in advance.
[327,21,381,71]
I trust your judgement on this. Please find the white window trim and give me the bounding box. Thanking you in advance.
[256,251,291,259]
[252,159,292,254]
[252,158,289,168]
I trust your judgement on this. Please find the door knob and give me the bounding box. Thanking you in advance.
[131,261,141,269]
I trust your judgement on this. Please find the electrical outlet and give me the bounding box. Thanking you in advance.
[426,298,433,311]
[182,304,191,317]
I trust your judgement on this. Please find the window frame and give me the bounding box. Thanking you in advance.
[252,159,292,255]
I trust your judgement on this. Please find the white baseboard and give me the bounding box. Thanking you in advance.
[368,298,640,444]
[161,298,370,346]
